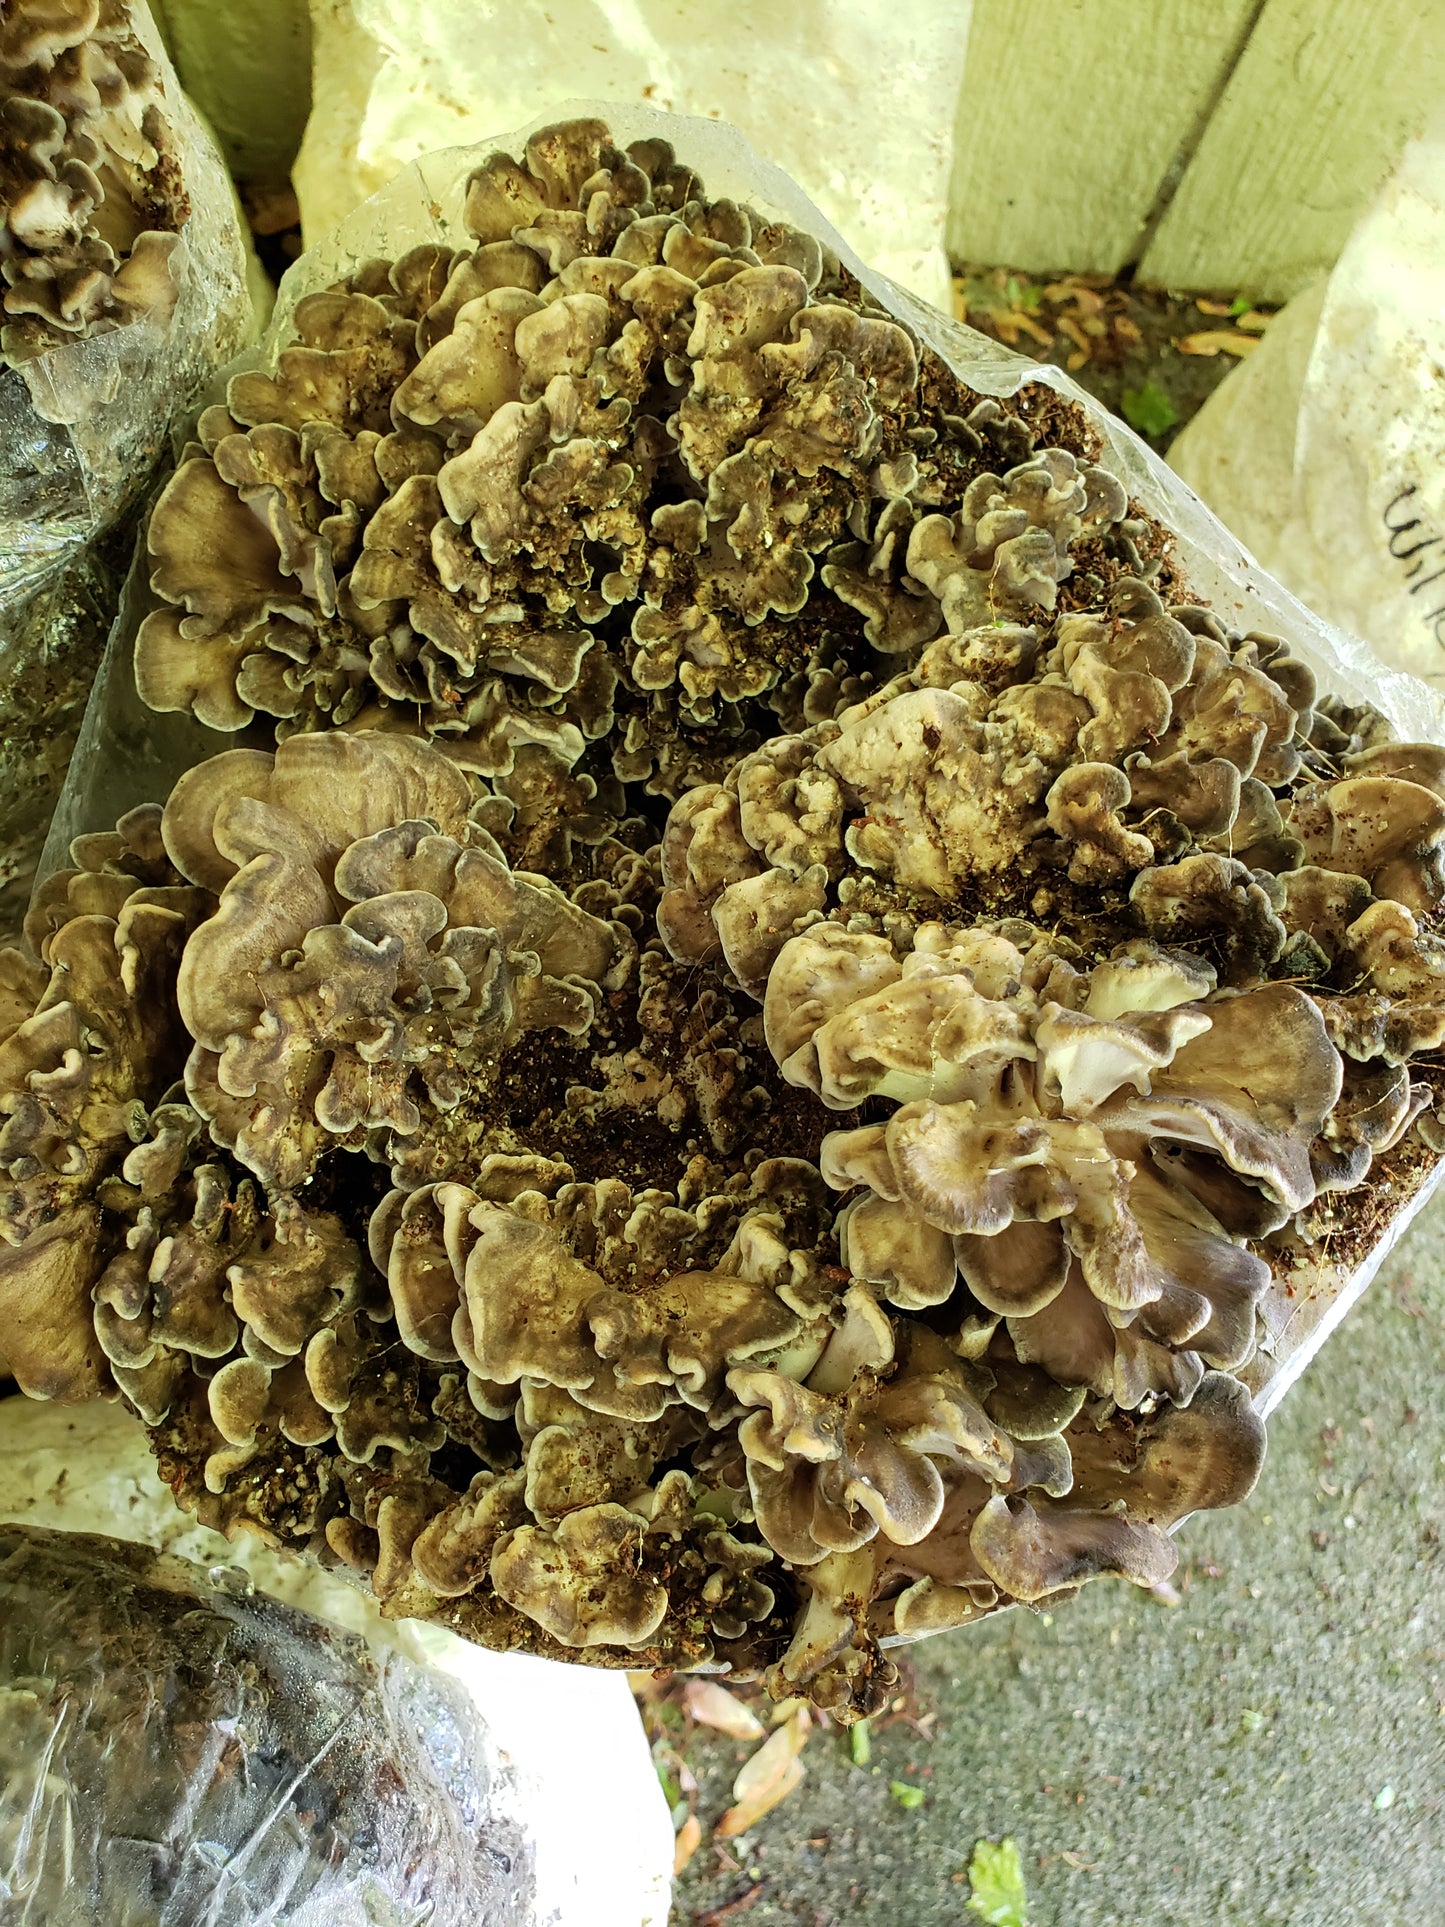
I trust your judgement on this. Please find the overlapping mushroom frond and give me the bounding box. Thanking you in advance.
[0,727,1269,1715]
[0,0,187,364]
[7,114,1445,1719]
[132,114,1141,849]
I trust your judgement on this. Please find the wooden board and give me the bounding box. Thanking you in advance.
[947,0,1260,274]
[1140,0,1445,298]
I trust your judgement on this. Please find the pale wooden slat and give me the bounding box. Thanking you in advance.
[947,0,1259,274]
[1140,0,1445,298]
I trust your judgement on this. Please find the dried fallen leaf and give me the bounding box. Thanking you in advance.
[673,1812,702,1874]
[1175,330,1259,358]
[695,1882,768,1926]
[715,1709,810,1836]
[628,1669,673,1703]
[1057,315,1092,357]
[1009,309,1053,347]
[683,1679,767,1741]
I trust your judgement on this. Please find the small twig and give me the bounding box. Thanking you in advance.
[694,1880,768,1926]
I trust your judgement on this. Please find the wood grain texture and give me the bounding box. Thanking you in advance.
[947,0,1257,274]
[1140,0,1445,298]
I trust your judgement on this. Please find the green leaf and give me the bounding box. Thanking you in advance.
[889,1780,926,1810]
[966,1837,1031,1926]
[850,1719,872,1768]
[655,1764,681,1809]
[1228,294,1252,316]
[1003,276,1044,312]
[1120,380,1181,439]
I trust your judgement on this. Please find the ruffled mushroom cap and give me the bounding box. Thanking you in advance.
[769,918,1333,1407]
[651,576,1333,978]
[767,1368,1264,1708]
[904,448,1127,632]
[729,1295,1017,1563]
[166,733,627,1192]
[1286,775,1445,914]
[135,121,904,760]
[490,1503,669,1648]
[131,114,1164,835]
[0,0,187,365]
[371,1162,838,1423]
[0,807,208,1399]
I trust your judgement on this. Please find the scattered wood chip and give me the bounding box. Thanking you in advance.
[1175,330,1258,358]
[1232,309,1272,333]
[1060,1849,1100,1870]
[1194,296,1235,316]
[715,1709,810,1836]
[684,1679,767,1742]
[673,1812,703,1874]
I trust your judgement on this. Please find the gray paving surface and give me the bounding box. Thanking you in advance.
[674,1198,1445,1927]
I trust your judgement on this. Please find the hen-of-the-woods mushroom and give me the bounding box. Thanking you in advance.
[132,115,1138,861]
[0,0,187,365]
[0,725,1280,1717]
[767,918,1351,1410]
[12,113,1445,1716]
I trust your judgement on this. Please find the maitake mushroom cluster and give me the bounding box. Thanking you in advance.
[0,0,187,366]
[132,114,1150,857]
[4,119,1444,1717]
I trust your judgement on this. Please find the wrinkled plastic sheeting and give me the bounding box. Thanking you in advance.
[0,1522,534,1926]
[0,1399,679,1927]
[49,101,1445,1415]
[294,0,972,312]
[0,0,251,920]
[1171,117,1445,693]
